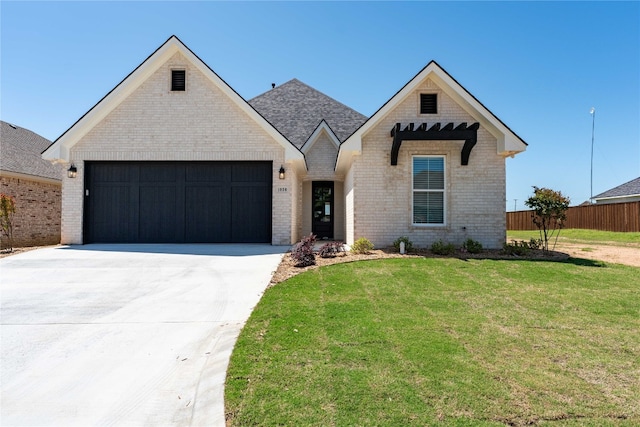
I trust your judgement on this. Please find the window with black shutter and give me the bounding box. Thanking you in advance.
[171,70,186,91]
[420,94,437,114]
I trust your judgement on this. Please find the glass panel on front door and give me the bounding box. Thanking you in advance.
[312,181,334,239]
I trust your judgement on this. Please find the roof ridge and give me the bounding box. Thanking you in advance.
[250,79,366,119]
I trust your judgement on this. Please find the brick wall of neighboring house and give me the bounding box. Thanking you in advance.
[301,132,345,240]
[0,176,61,248]
[351,77,506,249]
[63,51,293,245]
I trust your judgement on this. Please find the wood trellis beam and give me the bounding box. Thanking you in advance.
[390,122,479,166]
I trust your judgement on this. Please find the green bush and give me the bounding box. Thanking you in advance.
[431,240,456,255]
[528,238,543,250]
[462,238,483,254]
[502,240,530,256]
[392,236,413,253]
[351,237,374,254]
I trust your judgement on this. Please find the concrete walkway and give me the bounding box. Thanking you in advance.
[0,244,286,426]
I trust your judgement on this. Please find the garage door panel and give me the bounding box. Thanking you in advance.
[185,185,232,242]
[87,184,136,242]
[186,163,231,183]
[85,161,272,243]
[140,163,178,183]
[232,163,271,182]
[139,186,182,243]
[232,186,271,243]
[92,163,136,183]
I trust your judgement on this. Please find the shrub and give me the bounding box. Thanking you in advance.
[502,240,530,256]
[392,236,413,253]
[351,237,374,254]
[318,241,344,258]
[431,240,456,255]
[290,233,316,267]
[528,238,543,250]
[525,186,570,252]
[461,238,483,254]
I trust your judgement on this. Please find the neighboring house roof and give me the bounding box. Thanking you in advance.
[248,79,367,148]
[0,121,62,183]
[42,35,305,168]
[336,60,528,173]
[594,177,640,200]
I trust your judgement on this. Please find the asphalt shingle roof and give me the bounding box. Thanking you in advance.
[248,79,367,148]
[594,177,640,199]
[1,121,63,181]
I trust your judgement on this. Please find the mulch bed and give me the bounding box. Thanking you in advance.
[270,247,570,285]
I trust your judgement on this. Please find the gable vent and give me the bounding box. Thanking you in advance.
[171,70,186,91]
[420,94,437,114]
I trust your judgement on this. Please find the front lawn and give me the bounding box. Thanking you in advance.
[225,258,639,426]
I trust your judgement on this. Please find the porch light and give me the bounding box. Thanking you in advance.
[67,164,77,179]
[279,165,285,180]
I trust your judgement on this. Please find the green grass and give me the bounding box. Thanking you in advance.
[508,229,640,246]
[225,258,640,426]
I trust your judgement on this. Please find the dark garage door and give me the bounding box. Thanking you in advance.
[84,161,272,243]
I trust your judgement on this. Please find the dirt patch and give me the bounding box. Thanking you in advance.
[549,242,640,267]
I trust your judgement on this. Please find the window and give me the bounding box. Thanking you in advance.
[171,70,186,91]
[413,156,445,225]
[420,93,437,114]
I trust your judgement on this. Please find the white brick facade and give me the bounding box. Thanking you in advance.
[349,78,507,249]
[62,52,293,245]
[44,38,525,248]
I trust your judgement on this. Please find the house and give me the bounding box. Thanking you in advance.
[593,177,640,204]
[42,36,526,249]
[1,121,63,248]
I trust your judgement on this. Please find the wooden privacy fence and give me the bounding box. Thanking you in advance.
[507,201,640,232]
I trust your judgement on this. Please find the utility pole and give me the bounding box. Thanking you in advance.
[590,107,596,203]
[514,199,517,212]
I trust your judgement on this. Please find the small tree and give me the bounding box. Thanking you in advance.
[0,194,16,252]
[524,186,570,252]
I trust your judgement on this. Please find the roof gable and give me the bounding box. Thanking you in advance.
[337,61,527,172]
[249,79,367,148]
[300,120,341,154]
[42,36,304,165]
[1,121,62,182]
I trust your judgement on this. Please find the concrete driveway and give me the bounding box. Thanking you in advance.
[0,244,286,426]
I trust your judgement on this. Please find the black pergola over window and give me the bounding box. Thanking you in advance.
[390,122,480,166]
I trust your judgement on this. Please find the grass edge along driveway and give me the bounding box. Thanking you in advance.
[225,257,639,426]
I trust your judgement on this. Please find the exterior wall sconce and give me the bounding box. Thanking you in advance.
[279,165,285,180]
[67,164,78,179]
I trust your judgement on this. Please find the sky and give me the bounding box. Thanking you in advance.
[2,1,639,210]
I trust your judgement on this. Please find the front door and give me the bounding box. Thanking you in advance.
[312,181,334,239]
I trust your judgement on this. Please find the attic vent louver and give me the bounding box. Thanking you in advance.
[171,70,186,91]
[420,94,437,114]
